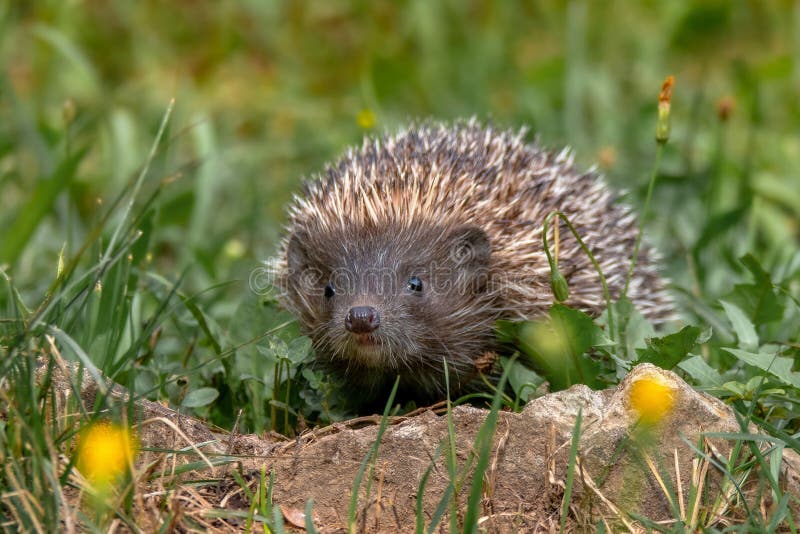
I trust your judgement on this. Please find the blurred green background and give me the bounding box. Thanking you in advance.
[2,1,798,283]
[1,1,799,427]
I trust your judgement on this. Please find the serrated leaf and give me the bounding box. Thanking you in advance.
[720,300,759,351]
[672,287,734,343]
[724,254,784,326]
[723,348,800,388]
[678,355,723,386]
[635,325,710,369]
[182,387,220,408]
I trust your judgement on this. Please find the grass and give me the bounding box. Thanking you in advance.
[1,1,800,531]
[347,377,399,534]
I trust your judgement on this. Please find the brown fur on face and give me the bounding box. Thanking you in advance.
[283,220,498,399]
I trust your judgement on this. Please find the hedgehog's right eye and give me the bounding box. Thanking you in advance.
[407,276,423,293]
[324,283,335,299]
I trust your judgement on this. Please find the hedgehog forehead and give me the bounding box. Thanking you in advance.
[312,221,454,273]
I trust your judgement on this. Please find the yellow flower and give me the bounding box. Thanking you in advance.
[629,376,675,424]
[76,422,139,487]
[356,108,376,129]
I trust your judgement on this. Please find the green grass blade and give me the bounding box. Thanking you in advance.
[559,408,582,533]
[304,500,319,533]
[103,99,174,267]
[415,443,444,534]
[0,147,87,265]
[46,324,107,397]
[461,357,514,534]
[347,376,399,534]
[141,271,225,354]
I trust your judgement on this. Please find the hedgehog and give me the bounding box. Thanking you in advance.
[273,121,670,402]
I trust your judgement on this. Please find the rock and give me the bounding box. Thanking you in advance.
[248,364,796,531]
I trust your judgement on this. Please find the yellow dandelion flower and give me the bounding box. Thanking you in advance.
[356,108,376,129]
[629,375,675,424]
[76,421,139,487]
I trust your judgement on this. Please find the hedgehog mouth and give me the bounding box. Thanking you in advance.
[352,333,381,347]
[347,333,386,366]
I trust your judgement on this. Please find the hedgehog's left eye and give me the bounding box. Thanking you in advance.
[407,276,423,293]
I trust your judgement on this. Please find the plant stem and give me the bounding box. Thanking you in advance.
[542,211,615,337]
[624,144,664,298]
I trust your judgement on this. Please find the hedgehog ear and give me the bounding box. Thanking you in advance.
[286,232,311,274]
[447,226,490,269]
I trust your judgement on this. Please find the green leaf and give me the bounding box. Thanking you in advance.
[0,270,31,333]
[609,296,655,361]
[515,304,607,391]
[720,300,759,351]
[724,254,784,326]
[670,3,732,53]
[635,326,711,369]
[671,287,734,343]
[723,348,800,388]
[301,367,323,389]
[230,296,299,360]
[32,24,99,89]
[722,381,748,397]
[678,355,723,386]
[502,357,544,403]
[692,206,748,258]
[493,320,518,345]
[550,303,614,351]
[462,358,513,532]
[182,387,220,408]
[287,336,313,365]
[259,336,289,361]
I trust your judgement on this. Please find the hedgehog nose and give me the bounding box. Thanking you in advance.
[345,306,381,334]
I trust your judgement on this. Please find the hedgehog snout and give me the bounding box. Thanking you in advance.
[344,306,381,334]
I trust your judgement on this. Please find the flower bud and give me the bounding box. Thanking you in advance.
[655,75,674,145]
[550,269,570,302]
[716,96,734,122]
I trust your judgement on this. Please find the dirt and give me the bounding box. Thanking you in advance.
[38,356,800,532]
